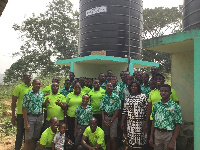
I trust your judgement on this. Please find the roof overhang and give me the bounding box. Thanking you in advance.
[0,0,8,16]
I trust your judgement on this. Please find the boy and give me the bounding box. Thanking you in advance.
[99,82,121,150]
[149,84,182,150]
[74,94,93,149]
[60,79,71,97]
[52,122,73,150]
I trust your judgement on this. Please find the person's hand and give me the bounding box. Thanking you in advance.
[68,139,73,144]
[74,128,77,137]
[149,136,155,147]
[55,99,62,106]
[24,122,30,131]
[44,93,50,96]
[121,122,124,131]
[167,140,175,150]
[107,120,112,126]
[103,120,109,127]
[11,116,17,125]
[45,97,50,105]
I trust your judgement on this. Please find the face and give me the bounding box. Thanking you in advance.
[51,83,59,94]
[89,120,97,133]
[84,79,88,87]
[160,87,171,99]
[154,75,165,86]
[149,80,155,90]
[87,79,93,87]
[50,118,59,132]
[124,72,130,83]
[120,72,125,81]
[59,124,66,134]
[131,83,138,94]
[74,83,81,93]
[151,67,158,75]
[136,72,142,81]
[65,81,71,89]
[141,74,149,83]
[107,71,113,77]
[99,74,106,82]
[111,77,117,85]
[23,73,31,83]
[106,83,113,93]
[82,95,89,105]
[126,75,133,86]
[79,78,85,87]
[93,80,100,89]
[32,80,41,91]
[69,73,75,80]
[52,78,60,84]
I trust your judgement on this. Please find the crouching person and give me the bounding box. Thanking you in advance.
[78,117,106,150]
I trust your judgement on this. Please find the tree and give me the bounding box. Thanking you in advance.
[4,0,78,83]
[142,7,182,74]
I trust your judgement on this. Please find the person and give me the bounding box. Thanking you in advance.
[141,72,151,98]
[69,72,75,84]
[79,77,91,94]
[136,71,143,85]
[66,82,86,142]
[119,71,126,90]
[111,75,121,96]
[107,70,113,78]
[43,77,61,96]
[42,82,66,129]
[78,117,106,150]
[144,73,179,150]
[22,79,44,150]
[98,73,106,90]
[150,66,158,80]
[121,81,148,150]
[149,84,182,150]
[52,122,73,150]
[40,117,59,149]
[87,78,93,89]
[88,79,105,128]
[60,79,71,97]
[149,79,156,91]
[74,94,93,149]
[99,82,121,150]
[11,72,32,150]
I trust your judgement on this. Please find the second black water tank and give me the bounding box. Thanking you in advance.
[183,0,200,31]
[79,0,143,59]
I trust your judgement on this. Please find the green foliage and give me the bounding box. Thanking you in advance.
[4,0,78,84]
[142,7,182,74]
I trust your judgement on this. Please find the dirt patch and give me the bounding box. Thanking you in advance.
[0,134,15,150]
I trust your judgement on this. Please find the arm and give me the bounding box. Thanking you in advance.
[74,118,78,137]
[149,119,155,147]
[144,102,152,132]
[22,107,30,131]
[39,144,48,150]
[81,135,95,150]
[121,114,126,130]
[108,109,119,126]
[11,96,18,125]
[42,97,50,107]
[101,110,109,127]
[167,124,181,149]
[52,142,55,150]
[55,99,66,110]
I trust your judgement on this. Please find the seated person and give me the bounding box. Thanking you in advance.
[78,117,106,150]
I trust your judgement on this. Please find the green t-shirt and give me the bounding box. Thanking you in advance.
[88,88,105,114]
[141,83,151,98]
[66,91,86,117]
[13,83,32,114]
[40,127,56,148]
[83,126,106,150]
[75,105,93,125]
[22,90,44,114]
[43,93,66,121]
[81,86,91,94]
[148,88,179,120]
[99,92,121,114]
[152,100,182,130]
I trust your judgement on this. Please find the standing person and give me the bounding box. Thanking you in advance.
[74,95,93,149]
[119,71,125,89]
[66,82,85,143]
[136,71,143,85]
[42,82,66,129]
[79,77,91,94]
[87,78,93,89]
[88,79,105,127]
[98,73,106,90]
[107,70,113,78]
[11,72,32,150]
[43,77,61,96]
[141,72,151,98]
[149,84,182,150]
[60,79,71,97]
[40,117,59,149]
[69,72,75,84]
[144,73,179,150]
[121,81,148,150]
[111,75,121,96]
[150,66,158,80]
[149,79,156,91]
[99,82,121,150]
[78,117,106,150]
[22,79,44,150]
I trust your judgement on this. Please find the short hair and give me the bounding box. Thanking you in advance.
[82,94,89,98]
[153,73,165,80]
[32,79,40,83]
[89,117,97,123]
[111,75,117,78]
[142,72,149,78]
[128,81,142,94]
[65,79,70,82]
[107,70,112,72]
[161,84,171,91]
[59,122,66,128]
[98,73,105,77]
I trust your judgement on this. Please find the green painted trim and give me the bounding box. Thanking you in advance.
[143,29,200,48]
[194,37,200,150]
[129,63,133,75]
[70,62,74,72]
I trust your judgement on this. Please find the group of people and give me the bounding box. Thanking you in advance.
[11,66,182,150]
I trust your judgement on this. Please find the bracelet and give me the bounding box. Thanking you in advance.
[110,120,113,123]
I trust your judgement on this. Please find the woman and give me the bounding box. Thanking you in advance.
[66,82,85,143]
[121,81,148,150]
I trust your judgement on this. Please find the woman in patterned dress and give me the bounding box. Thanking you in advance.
[121,81,148,150]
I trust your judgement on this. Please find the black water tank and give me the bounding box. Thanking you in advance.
[79,0,143,59]
[183,0,200,31]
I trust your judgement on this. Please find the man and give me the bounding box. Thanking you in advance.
[78,117,106,150]
[150,66,158,80]
[22,79,44,150]
[42,77,60,96]
[43,82,66,129]
[40,117,59,150]
[11,72,32,150]
[98,73,106,90]
[69,72,75,84]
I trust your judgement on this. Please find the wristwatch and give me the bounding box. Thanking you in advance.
[110,120,113,123]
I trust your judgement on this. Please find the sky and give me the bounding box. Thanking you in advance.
[0,0,183,75]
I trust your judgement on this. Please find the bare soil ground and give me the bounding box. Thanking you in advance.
[0,134,15,150]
